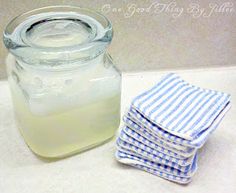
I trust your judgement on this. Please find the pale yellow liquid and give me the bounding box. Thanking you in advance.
[11,85,120,158]
[6,13,121,158]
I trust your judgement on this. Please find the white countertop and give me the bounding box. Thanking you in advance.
[0,67,236,193]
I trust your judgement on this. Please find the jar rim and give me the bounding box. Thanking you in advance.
[3,5,113,67]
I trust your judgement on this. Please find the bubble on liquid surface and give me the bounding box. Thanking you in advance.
[65,79,73,85]
[11,71,20,83]
[33,77,43,88]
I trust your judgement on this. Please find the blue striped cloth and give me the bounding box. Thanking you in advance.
[116,73,231,184]
[131,73,230,140]
[117,134,195,166]
[116,150,198,184]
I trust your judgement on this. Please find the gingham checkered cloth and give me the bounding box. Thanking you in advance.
[116,73,231,184]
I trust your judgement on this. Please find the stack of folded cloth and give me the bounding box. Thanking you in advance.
[115,73,231,184]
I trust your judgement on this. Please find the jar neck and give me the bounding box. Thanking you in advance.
[12,52,106,73]
[78,52,105,68]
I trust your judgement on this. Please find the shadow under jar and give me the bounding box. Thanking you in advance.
[3,6,121,159]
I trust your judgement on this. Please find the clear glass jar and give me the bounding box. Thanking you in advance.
[3,6,121,158]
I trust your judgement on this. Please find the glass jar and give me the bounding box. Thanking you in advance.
[3,6,121,158]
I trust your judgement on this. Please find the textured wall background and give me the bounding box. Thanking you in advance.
[0,0,235,79]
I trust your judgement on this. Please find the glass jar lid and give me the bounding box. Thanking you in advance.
[3,6,113,69]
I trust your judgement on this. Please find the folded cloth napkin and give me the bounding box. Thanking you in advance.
[116,150,198,184]
[131,73,230,140]
[115,73,231,184]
